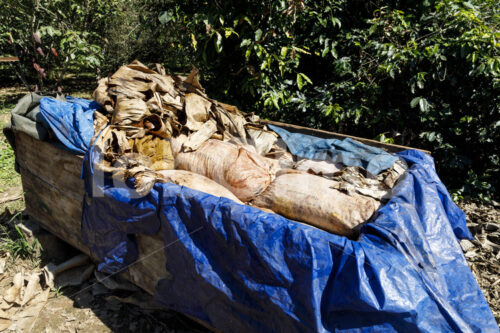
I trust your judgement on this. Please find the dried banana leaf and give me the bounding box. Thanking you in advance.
[111,63,154,81]
[150,137,174,171]
[111,130,131,155]
[183,67,203,91]
[141,114,172,138]
[112,97,149,125]
[114,153,152,169]
[148,74,177,96]
[155,63,166,75]
[126,60,157,74]
[145,93,164,113]
[183,119,217,152]
[108,85,146,100]
[108,77,152,92]
[246,127,278,155]
[216,101,241,114]
[130,135,174,171]
[184,93,212,131]
[332,167,392,201]
[91,111,109,146]
[160,93,183,110]
[93,78,114,112]
[113,125,146,139]
[213,105,247,144]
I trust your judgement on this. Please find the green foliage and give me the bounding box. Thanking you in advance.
[0,0,123,89]
[144,0,500,200]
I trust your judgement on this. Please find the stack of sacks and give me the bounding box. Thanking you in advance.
[91,61,405,237]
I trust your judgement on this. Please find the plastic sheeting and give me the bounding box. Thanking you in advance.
[36,97,497,332]
[39,96,98,154]
[268,124,398,176]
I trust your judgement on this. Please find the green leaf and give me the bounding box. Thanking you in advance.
[191,34,197,50]
[293,46,311,55]
[297,73,304,90]
[331,47,338,59]
[240,39,251,48]
[255,29,262,41]
[321,47,330,57]
[300,73,312,84]
[419,97,429,112]
[272,95,280,109]
[158,11,172,24]
[280,46,288,58]
[215,32,223,53]
[331,17,341,28]
[410,97,421,108]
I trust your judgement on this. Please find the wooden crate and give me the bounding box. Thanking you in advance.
[12,124,425,330]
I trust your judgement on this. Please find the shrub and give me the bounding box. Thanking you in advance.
[145,0,500,200]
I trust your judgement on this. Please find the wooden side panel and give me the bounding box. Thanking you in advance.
[14,131,169,295]
[15,131,84,202]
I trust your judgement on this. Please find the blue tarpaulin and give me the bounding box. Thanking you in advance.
[40,97,498,332]
[268,124,398,176]
[39,96,99,155]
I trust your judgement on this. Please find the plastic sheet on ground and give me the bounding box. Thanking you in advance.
[33,97,499,332]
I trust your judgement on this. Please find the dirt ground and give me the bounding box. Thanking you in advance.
[0,85,499,331]
[458,201,500,325]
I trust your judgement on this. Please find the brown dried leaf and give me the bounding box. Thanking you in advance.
[126,60,157,74]
[184,93,212,131]
[108,85,146,100]
[184,67,203,91]
[112,97,149,125]
[93,78,113,109]
[213,106,247,144]
[160,93,183,110]
[111,130,132,154]
[4,272,23,304]
[108,77,152,92]
[183,119,217,152]
[246,127,278,155]
[141,114,172,139]
[21,273,40,306]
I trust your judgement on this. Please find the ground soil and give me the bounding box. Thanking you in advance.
[458,201,500,325]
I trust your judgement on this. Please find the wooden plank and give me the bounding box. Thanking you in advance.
[15,132,85,202]
[20,164,93,257]
[262,119,431,155]
[0,56,19,62]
